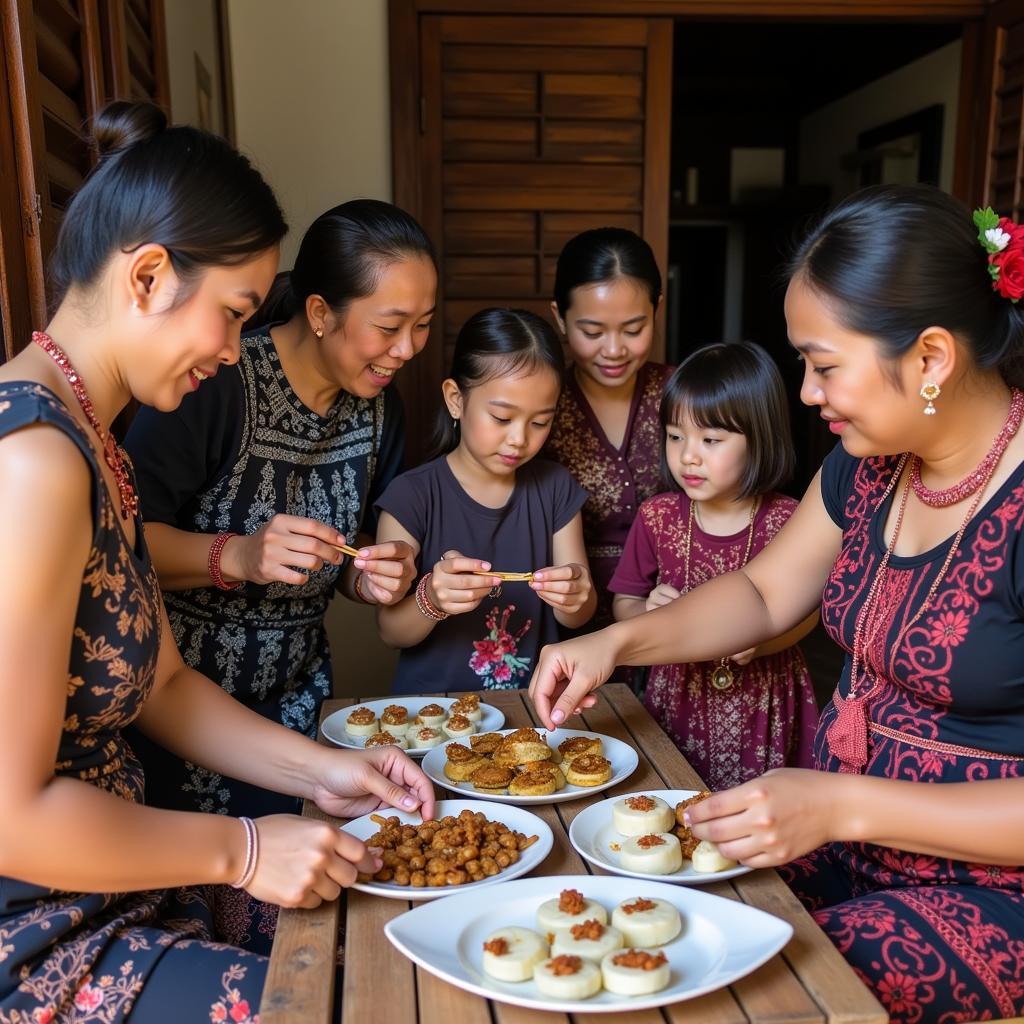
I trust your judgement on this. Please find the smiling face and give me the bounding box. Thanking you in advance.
[664,408,749,505]
[320,254,437,399]
[555,276,656,391]
[447,362,562,478]
[137,247,280,411]
[784,275,921,458]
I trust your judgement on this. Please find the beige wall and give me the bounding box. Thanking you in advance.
[799,41,962,201]
[164,0,223,134]
[227,0,398,698]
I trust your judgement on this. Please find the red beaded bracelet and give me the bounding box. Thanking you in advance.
[353,570,374,604]
[208,531,242,591]
[415,572,448,621]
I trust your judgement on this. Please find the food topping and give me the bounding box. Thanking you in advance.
[626,795,656,812]
[612,949,668,971]
[558,889,586,915]
[445,742,478,763]
[482,937,509,956]
[637,833,668,849]
[381,705,408,723]
[347,707,375,724]
[568,754,610,774]
[570,919,605,941]
[447,714,472,731]
[364,732,401,747]
[420,703,445,717]
[547,955,583,976]
[621,897,657,915]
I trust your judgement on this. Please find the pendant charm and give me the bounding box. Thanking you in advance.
[711,660,734,690]
[826,691,870,773]
[488,584,502,599]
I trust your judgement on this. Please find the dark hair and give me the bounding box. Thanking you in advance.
[659,342,795,499]
[248,199,436,330]
[431,307,565,456]
[789,183,1024,388]
[553,227,662,317]
[50,100,286,305]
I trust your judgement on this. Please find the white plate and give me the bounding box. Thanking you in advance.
[385,873,792,1013]
[339,799,552,901]
[421,727,639,804]
[320,697,505,758]
[569,789,753,885]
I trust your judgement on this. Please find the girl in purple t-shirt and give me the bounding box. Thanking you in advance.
[375,309,597,693]
[609,342,819,789]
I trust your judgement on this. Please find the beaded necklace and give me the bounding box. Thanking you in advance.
[685,496,758,691]
[32,331,139,521]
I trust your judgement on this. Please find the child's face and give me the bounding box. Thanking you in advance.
[554,276,656,390]
[664,410,749,504]
[452,364,562,476]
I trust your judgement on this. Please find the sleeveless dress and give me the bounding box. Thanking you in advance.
[779,445,1024,1024]
[0,383,266,1024]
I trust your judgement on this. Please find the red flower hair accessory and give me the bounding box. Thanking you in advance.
[974,206,1024,302]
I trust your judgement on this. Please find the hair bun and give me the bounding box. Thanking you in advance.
[91,100,167,160]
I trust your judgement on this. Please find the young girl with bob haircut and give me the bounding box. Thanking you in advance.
[375,308,596,693]
[610,342,818,790]
[530,184,1024,1023]
[0,101,433,1022]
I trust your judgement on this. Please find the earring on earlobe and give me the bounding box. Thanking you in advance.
[132,300,140,310]
[920,381,941,415]
[313,326,324,339]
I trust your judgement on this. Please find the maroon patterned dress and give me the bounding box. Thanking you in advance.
[609,490,818,789]
[779,445,1024,1024]
[543,362,672,630]
[0,384,270,1023]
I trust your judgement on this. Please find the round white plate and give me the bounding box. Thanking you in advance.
[420,727,639,804]
[385,873,792,1013]
[339,798,552,901]
[321,697,505,758]
[569,789,753,885]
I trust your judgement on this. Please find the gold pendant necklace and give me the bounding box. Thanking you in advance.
[685,497,758,691]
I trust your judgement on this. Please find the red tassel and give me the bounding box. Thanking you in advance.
[826,693,869,773]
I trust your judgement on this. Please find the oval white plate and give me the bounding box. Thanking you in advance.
[420,727,639,804]
[321,697,505,758]
[385,873,792,1013]
[339,798,552,901]
[569,789,752,885]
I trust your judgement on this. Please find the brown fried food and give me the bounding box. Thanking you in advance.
[443,743,485,781]
[564,753,612,786]
[364,730,404,748]
[557,735,603,761]
[674,790,712,827]
[674,790,711,857]
[346,706,376,725]
[470,764,515,794]
[469,732,503,755]
[380,704,409,726]
[508,768,557,797]
[493,729,552,766]
[516,760,566,791]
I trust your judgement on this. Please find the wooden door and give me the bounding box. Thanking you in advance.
[392,12,672,462]
[98,0,169,108]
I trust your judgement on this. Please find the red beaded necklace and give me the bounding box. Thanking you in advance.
[32,331,139,521]
[910,388,1024,507]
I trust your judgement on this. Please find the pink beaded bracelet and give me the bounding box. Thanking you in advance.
[208,531,242,591]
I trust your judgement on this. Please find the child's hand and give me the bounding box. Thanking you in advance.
[727,647,757,666]
[353,540,417,604]
[531,563,592,614]
[427,550,500,616]
[645,583,681,611]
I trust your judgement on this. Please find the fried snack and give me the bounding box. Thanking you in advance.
[443,742,486,782]
[565,754,612,786]
[517,759,566,791]
[364,730,408,750]
[469,732,503,756]
[380,704,410,737]
[493,728,552,767]
[345,706,379,737]
[557,735,603,762]
[674,790,711,858]
[450,695,483,722]
[470,764,515,795]
[443,713,476,739]
[408,726,444,750]
[508,768,557,797]
[417,703,447,727]
[358,808,540,888]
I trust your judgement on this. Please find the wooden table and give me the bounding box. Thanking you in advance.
[261,685,886,1024]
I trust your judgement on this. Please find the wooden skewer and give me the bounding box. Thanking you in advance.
[330,541,363,559]
[470,570,534,581]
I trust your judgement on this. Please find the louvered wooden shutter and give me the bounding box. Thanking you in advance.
[98,0,169,107]
[396,14,671,461]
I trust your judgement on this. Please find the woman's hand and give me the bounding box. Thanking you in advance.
[224,514,345,586]
[531,563,592,615]
[528,631,618,728]
[427,550,500,616]
[645,583,681,612]
[245,814,382,909]
[353,540,417,605]
[684,768,841,868]
[309,746,437,823]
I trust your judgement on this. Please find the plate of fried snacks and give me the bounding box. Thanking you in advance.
[321,695,505,757]
[340,799,553,900]
[420,727,639,804]
[569,790,752,885]
[384,874,791,1012]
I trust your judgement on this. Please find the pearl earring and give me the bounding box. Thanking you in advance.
[313,326,324,339]
[920,381,941,415]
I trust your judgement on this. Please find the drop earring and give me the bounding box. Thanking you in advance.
[920,381,941,415]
